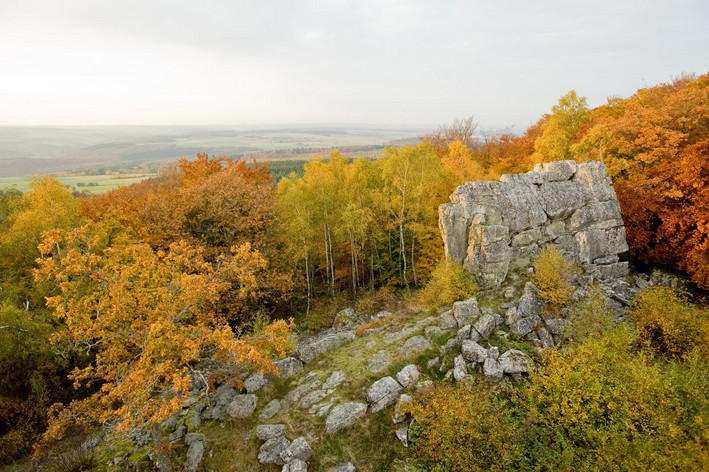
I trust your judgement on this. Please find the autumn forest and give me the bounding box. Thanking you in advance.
[1,74,709,470]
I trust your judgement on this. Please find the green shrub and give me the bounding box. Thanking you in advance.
[631,287,709,359]
[566,285,614,342]
[405,383,524,472]
[418,260,477,308]
[530,247,579,311]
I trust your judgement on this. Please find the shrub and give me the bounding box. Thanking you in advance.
[631,287,709,359]
[405,383,524,472]
[530,247,579,311]
[566,285,614,342]
[418,260,477,308]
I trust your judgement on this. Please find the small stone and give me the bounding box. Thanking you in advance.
[299,389,328,409]
[256,424,287,441]
[426,357,440,369]
[456,324,472,343]
[185,434,204,472]
[395,364,420,389]
[284,459,308,472]
[328,463,356,472]
[538,327,555,350]
[325,402,367,434]
[453,355,467,381]
[483,357,503,381]
[323,371,346,390]
[393,394,412,424]
[440,337,460,355]
[395,426,409,447]
[279,437,313,464]
[259,399,284,421]
[227,394,258,419]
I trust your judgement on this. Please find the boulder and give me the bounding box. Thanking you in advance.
[294,328,356,364]
[366,377,403,412]
[185,433,205,472]
[259,437,291,465]
[400,335,432,356]
[333,308,366,327]
[367,351,390,373]
[395,426,409,447]
[227,394,258,419]
[202,384,238,421]
[473,314,497,338]
[438,310,458,331]
[453,297,481,326]
[256,424,287,441]
[244,372,269,393]
[393,394,412,424]
[274,357,305,379]
[283,459,308,472]
[483,356,503,381]
[461,340,488,363]
[499,349,532,374]
[395,365,420,389]
[453,355,468,381]
[259,399,284,421]
[325,402,368,434]
[279,437,313,464]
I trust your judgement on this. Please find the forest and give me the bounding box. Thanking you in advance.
[1,74,708,470]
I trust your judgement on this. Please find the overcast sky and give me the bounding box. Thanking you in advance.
[1,0,707,130]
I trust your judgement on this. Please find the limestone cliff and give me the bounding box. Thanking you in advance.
[439,160,629,287]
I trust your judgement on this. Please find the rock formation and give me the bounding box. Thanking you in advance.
[439,160,629,287]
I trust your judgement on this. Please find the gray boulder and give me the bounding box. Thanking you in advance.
[283,459,309,472]
[438,310,458,331]
[453,297,481,326]
[325,402,367,434]
[259,437,291,465]
[259,399,284,421]
[473,314,496,338]
[279,437,313,464]
[226,394,257,419]
[395,426,409,447]
[185,433,205,472]
[367,377,403,412]
[453,355,468,381]
[401,335,432,356]
[256,424,287,441]
[499,349,532,374]
[203,384,238,420]
[244,372,269,393]
[395,364,420,389]
[461,340,488,363]
[294,328,356,364]
[393,394,412,424]
[274,357,305,379]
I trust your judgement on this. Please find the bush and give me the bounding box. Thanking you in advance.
[566,285,614,342]
[631,287,709,359]
[405,383,524,472]
[530,247,579,311]
[418,260,477,308]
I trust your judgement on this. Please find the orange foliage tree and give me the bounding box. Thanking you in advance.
[35,221,293,437]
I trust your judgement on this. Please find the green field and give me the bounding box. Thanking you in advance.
[0,173,156,194]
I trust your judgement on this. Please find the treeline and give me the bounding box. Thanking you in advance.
[0,73,708,464]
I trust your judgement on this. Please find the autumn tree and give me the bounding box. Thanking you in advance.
[531,90,591,163]
[35,221,293,437]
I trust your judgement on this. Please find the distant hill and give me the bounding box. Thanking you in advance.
[0,125,427,177]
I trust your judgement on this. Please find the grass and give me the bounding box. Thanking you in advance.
[0,173,156,194]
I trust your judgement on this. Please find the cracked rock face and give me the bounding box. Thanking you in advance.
[439,160,629,287]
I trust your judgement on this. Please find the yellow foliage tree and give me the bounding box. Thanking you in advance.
[35,222,293,437]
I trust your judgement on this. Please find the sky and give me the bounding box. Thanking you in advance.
[1,0,707,130]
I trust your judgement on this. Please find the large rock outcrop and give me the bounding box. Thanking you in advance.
[439,160,628,287]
